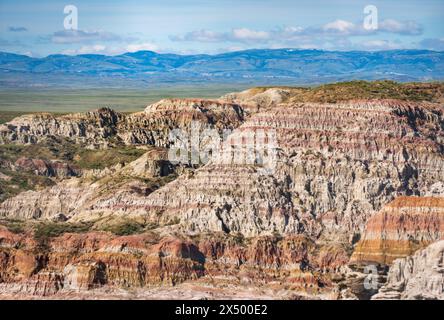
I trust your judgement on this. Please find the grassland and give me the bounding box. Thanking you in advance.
[0,111,33,124]
[0,85,244,113]
[1,81,442,115]
[256,81,444,104]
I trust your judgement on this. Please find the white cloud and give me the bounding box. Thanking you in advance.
[125,42,159,52]
[232,28,270,41]
[61,42,159,55]
[170,28,272,43]
[170,18,423,49]
[379,19,422,35]
[170,30,223,42]
[51,30,128,44]
[322,20,356,33]
[319,19,422,36]
[359,40,404,50]
[62,44,107,55]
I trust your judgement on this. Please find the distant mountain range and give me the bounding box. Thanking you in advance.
[0,49,443,88]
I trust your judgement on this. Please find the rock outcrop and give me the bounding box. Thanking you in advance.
[222,87,292,112]
[0,149,179,222]
[13,157,80,178]
[131,99,444,238]
[372,240,444,300]
[0,227,346,297]
[0,90,443,299]
[0,108,122,147]
[1,99,443,240]
[117,99,245,147]
[0,100,245,149]
[0,227,205,296]
[350,196,444,266]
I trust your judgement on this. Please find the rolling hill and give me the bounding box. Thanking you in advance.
[0,49,443,88]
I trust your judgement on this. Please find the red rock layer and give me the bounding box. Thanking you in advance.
[350,196,444,266]
[0,227,348,296]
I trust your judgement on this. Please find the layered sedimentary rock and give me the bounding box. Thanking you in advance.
[259,100,442,232]
[0,149,179,222]
[0,99,245,149]
[1,99,443,240]
[350,196,444,266]
[0,227,204,296]
[131,99,444,238]
[0,98,246,223]
[0,177,98,220]
[133,165,299,237]
[13,157,81,178]
[0,226,346,297]
[0,108,122,147]
[118,99,245,147]
[372,240,444,300]
[0,93,443,299]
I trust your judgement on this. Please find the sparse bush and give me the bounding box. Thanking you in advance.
[104,221,145,236]
[75,147,145,170]
[232,233,245,245]
[34,222,92,239]
[0,219,26,234]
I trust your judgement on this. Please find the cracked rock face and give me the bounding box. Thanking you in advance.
[0,149,177,221]
[372,240,444,300]
[135,164,301,237]
[0,108,122,147]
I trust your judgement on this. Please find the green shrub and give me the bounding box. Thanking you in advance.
[34,222,92,239]
[104,221,145,236]
[0,219,26,234]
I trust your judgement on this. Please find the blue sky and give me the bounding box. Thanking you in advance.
[0,0,443,56]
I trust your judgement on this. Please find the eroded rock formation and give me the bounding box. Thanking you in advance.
[0,99,245,149]
[0,89,443,299]
[13,157,80,178]
[350,197,444,266]
[372,240,444,300]
[130,99,444,239]
[0,226,348,297]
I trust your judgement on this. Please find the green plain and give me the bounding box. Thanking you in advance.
[0,85,245,114]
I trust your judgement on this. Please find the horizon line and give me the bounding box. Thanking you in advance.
[1,48,443,59]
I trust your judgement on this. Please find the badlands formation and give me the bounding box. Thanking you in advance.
[0,82,443,300]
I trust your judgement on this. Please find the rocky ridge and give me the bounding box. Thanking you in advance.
[4,99,443,239]
[0,99,245,149]
[0,147,181,222]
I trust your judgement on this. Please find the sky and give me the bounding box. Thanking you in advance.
[0,0,443,57]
